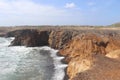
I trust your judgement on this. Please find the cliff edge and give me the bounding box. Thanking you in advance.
[6,28,120,80]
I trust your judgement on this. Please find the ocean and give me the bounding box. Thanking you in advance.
[0,37,67,80]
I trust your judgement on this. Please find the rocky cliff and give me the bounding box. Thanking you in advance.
[6,29,120,80]
[9,29,50,47]
[59,33,120,80]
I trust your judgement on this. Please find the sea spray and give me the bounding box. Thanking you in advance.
[39,47,68,80]
[0,37,67,80]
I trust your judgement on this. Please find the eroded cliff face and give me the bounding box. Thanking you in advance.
[59,33,120,80]
[7,29,120,80]
[9,29,79,48]
[72,54,120,80]
[59,34,108,63]
[48,30,79,49]
[59,34,107,79]
[9,29,50,47]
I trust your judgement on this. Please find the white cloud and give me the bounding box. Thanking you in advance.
[65,2,76,8]
[0,0,65,16]
[0,0,85,26]
[0,0,73,26]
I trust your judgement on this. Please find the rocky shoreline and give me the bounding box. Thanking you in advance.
[4,28,120,80]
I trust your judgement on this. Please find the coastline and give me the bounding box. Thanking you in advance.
[3,27,120,80]
[38,46,68,80]
[56,52,69,80]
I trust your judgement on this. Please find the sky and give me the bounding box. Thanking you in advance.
[0,0,120,26]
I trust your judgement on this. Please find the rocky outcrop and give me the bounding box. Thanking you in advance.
[59,33,120,80]
[49,30,79,49]
[5,30,24,37]
[10,29,50,47]
[9,29,79,48]
[59,34,108,63]
[6,29,120,80]
[106,50,120,59]
[71,54,120,80]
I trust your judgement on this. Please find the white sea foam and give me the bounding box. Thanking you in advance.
[49,48,68,80]
[36,46,68,80]
[0,37,67,80]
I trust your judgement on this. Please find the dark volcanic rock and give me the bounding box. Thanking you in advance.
[10,29,50,47]
[5,31,15,37]
[5,30,22,37]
